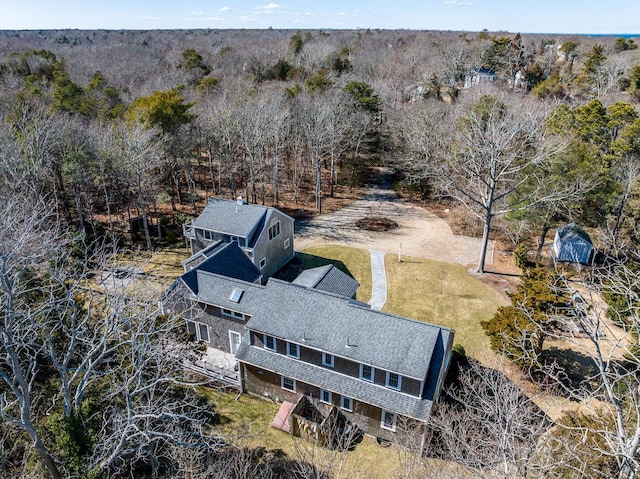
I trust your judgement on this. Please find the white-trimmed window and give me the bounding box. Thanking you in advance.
[198,323,210,343]
[186,320,210,343]
[284,238,290,249]
[320,389,332,404]
[386,372,402,390]
[322,352,334,368]
[186,320,197,337]
[263,334,276,351]
[359,364,374,382]
[287,341,300,359]
[381,410,397,432]
[281,376,296,392]
[268,221,281,241]
[201,229,213,241]
[340,396,353,412]
[259,257,267,269]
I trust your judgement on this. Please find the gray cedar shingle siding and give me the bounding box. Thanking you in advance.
[189,198,294,280]
[165,258,452,427]
[236,343,435,422]
[293,265,360,299]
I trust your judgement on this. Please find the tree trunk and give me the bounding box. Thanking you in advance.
[477,211,492,274]
[535,224,551,261]
[137,174,152,250]
[73,184,85,232]
[102,180,114,235]
[153,196,162,239]
[330,151,335,198]
[32,436,63,479]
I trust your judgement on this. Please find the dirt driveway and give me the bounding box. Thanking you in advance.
[295,170,491,268]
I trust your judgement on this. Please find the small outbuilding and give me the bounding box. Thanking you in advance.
[553,224,593,265]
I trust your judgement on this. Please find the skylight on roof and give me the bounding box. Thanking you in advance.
[229,288,244,303]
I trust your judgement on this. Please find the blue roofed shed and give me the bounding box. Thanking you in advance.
[553,224,593,264]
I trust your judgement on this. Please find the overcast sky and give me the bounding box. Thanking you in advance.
[0,0,638,34]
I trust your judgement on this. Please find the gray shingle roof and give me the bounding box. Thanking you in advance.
[192,198,268,239]
[293,265,360,298]
[180,242,262,294]
[189,271,266,311]
[556,224,592,244]
[235,342,434,421]
[182,240,227,270]
[192,275,451,380]
[251,279,450,380]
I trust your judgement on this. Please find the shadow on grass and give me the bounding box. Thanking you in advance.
[293,252,356,279]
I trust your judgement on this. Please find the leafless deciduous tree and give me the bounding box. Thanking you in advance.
[418,359,553,479]
[0,191,220,478]
[439,92,567,273]
[535,257,640,479]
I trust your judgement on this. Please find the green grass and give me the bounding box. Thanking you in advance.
[383,254,507,359]
[298,245,372,303]
[192,246,507,476]
[199,388,409,479]
[300,245,506,360]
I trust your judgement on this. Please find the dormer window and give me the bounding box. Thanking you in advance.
[385,372,402,390]
[359,364,374,382]
[322,352,334,368]
[287,341,300,359]
[263,334,276,351]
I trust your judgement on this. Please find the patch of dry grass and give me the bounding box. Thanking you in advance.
[201,388,409,479]
[299,245,506,360]
[384,253,507,359]
[298,245,372,303]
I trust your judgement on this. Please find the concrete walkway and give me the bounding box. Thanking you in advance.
[368,250,387,311]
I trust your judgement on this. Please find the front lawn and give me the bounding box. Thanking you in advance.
[299,245,506,360]
[201,388,415,479]
[297,245,372,303]
[383,254,507,359]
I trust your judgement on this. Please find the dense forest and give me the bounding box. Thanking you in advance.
[2,28,640,478]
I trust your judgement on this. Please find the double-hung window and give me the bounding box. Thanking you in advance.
[281,376,296,392]
[359,364,374,382]
[268,221,281,241]
[322,352,334,368]
[340,396,353,412]
[286,341,300,359]
[385,372,402,390]
[186,320,210,343]
[263,334,276,351]
[381,410,397,432]
[320,389,332,404]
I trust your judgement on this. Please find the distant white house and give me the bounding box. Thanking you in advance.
[464,68,496,88]
[553,224,593,265]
